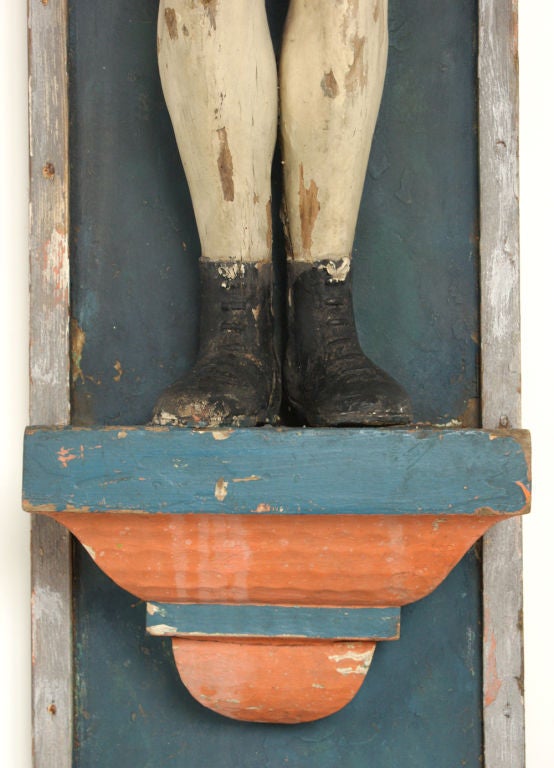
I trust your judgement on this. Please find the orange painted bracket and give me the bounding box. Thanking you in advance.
[172,638,378,723]
[22,426,531,723]
[147,603,398,722]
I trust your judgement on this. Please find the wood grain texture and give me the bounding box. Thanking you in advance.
[46,511,500,607]
[26,0,524,759]
[479,2,525,766]
[146,603,401,640]
[28,1,72,767]
[22,427,529,611]
[479,0,520,431]
[22,426,531,516]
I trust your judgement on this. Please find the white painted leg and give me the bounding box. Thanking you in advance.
[280,1,410,426]
[157,0,277,263]
[153,2,280,427]
[280,0,388,264]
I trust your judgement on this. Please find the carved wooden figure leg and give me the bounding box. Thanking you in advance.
[152,0,279,427]
[281,0,412,426]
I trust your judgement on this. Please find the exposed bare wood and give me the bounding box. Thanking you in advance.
[26,0,524,762]
[28,1,72,767]
[479,1,525,766]
[479,0,521,431]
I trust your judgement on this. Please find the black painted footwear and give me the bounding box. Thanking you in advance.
[151,260,280,428]
[284,259,412,427]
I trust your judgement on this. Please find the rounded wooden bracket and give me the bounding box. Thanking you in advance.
[22,426,531,724]
[171,638,377,723]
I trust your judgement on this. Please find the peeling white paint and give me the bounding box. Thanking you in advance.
[146,603,160,616]
[335,664,370,675]
[218,263,246,281]
[147,623,178,636]
[328,649,374,664]
[31,585,64,625]
[215,477,228,501]
[83,544,96,561]
[211,429,234,440]
[319,258,351,282]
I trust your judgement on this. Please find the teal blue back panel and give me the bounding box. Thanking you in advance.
[69,1,482,765]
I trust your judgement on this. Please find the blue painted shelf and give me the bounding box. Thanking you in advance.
[23,426,531,517]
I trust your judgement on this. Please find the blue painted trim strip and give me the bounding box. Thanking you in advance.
[23,426,530,516]
[145,603,401,640]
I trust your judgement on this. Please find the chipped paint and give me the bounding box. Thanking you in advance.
[146,603,160,616]
[218,263,245,281]
[31,584,64,624]
[217,127,234,201]
[328,649,374,664]
[117,431,127,440]
[57,447,77,468]
[210,429,234,440]
[70,318,86,384]
[214,477,228,501]
[253,503,271,513]
[319,258,350,282]
[164,8,178,40]
[335,664,370,675]
[201,0,218,31]
[331,648,374,675]
[232,475,261,483]
[147,623,178,636]
[345,34,367,93]
[113,360,123,382]
[515,480,531,505]
[321,69,339,99]
[42,225,69,307]
[83,544,96,561]
[298,163,320,253]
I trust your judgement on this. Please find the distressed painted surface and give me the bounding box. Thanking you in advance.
[69,0,479,427]
[280,1,388,263]
[36,511,510,608]
[22,425,528,726]
[157,0,277,263]
[23,426,530,516]
[28,2,73,767]
[172,639,377,723]
[72,541,484,766]
[478,3,525,766]
[66,0,487,763]
[23,427,529,607]
[146,603,401,640]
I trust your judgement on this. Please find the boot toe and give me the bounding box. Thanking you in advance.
[151,355,274,428]
[305,369,413,427]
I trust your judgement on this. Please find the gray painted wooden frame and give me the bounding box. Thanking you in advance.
[27,1,523,766]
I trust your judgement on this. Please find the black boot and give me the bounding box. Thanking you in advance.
[152,260,280,428]
[284,260,412,426]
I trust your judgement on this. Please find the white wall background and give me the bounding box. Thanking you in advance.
[1,3,552,766]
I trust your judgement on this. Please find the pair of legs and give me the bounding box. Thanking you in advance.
[153,0,411,427]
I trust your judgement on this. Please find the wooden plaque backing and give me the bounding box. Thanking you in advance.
[28,1,523,766]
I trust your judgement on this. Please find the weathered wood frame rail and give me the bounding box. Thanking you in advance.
[27,0,522,765]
